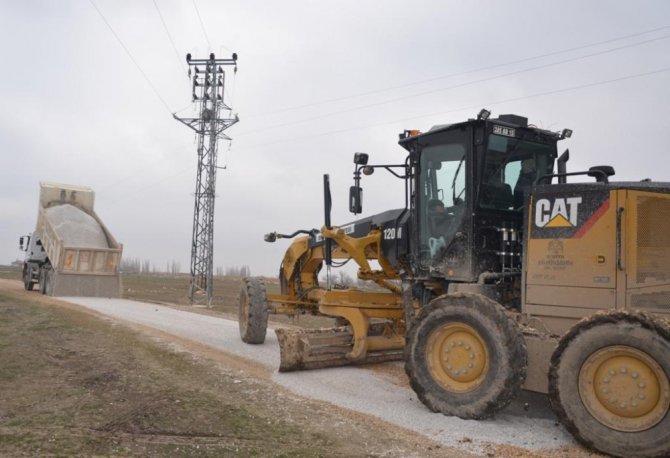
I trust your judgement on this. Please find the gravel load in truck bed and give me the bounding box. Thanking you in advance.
[45,204,109,248]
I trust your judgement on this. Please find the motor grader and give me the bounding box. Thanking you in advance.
[238,109,670,457]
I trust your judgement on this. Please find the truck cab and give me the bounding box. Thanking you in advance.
[19,233,47,291]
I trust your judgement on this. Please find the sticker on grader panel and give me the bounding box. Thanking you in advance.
[537,239,573,271]
[531,190,610,239]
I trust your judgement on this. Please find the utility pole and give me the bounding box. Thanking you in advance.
[174,52,238,305]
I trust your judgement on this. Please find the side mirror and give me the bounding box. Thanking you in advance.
[19,237,24,250]
[349,186,363,214]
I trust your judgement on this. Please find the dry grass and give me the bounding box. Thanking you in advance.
[0,282,457,457]
[122,272,337,328]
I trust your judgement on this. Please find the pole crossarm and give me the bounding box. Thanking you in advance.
[172,114,239,137]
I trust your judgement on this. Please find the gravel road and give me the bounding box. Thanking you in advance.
[61,297,576,455]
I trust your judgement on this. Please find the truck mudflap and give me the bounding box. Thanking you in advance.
[275,326,404,372]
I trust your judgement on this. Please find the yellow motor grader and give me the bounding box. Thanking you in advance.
[238,110,670,458]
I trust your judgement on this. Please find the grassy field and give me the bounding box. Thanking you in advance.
[122,273,336,329]
[0,291,308,456]
[0,279,452,457]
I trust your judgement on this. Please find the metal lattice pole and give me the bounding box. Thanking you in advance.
[174,52,238,305]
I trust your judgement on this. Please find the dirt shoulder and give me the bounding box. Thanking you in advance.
[0,280,462,457]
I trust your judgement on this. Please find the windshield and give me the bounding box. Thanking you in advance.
[419,140,468,266]
[480,134,554,211]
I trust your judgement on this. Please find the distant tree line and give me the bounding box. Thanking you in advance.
[121,257,249,277]
[318,270,392,291]
[216,265,251,277]
[120,258,181,275]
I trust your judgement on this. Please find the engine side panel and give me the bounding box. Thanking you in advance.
[624,189,670,317]
[524,187,618,334]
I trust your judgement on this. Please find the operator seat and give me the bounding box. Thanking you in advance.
[482,181,514,210]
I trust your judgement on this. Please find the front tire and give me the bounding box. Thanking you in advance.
[23,269,34,291]
[238,277,269,344]
[405,292,527,419]
[549,312,670,458]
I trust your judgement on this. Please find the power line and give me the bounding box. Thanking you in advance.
[191,0,235,55]
[235,33,670,136]
[192,0,212,51]
[152,0,187,78]
[104,165,195,205]
[250,24,670,118]
[105,66,669,204]
[107,63,667,202]
[88,0,173,114]
[233,66,670,151]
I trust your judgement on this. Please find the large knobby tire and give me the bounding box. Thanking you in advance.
[238,277,269,344]
[549,312,670,458]
[405,292,527,419]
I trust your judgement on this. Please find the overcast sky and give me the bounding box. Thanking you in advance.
[1,1,669,276]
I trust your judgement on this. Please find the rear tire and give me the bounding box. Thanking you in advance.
[239,277,269,344]
[38,268,47,295]
[549,312,670,458]
[405,292,527,419]
[44,268,53,296]
[38,266,52,295]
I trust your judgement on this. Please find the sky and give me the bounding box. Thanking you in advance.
[1,1,669,276]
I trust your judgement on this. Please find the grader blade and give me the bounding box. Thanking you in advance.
[275,327,404,372]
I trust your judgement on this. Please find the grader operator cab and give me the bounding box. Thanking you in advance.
[239,110,670,457]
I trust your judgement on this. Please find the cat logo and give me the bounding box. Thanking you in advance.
[535,197,582,228]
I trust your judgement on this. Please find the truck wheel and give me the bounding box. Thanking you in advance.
[549,312,670,458]
[39,267,52,295]
[38,268,47,294]
[44,269,53,296]
[405,292,527,419]
[239,277,269,344]
[23,270,34,291]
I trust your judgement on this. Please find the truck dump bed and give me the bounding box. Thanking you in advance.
[36,182,123,297]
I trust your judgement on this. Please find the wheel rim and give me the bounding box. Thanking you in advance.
[426,322,488,393]
[579,345,670,432]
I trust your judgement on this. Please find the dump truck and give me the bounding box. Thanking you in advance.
[19,182,123,297]
[238,110,670,457]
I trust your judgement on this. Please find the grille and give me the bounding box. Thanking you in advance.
[636,195,670,284]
